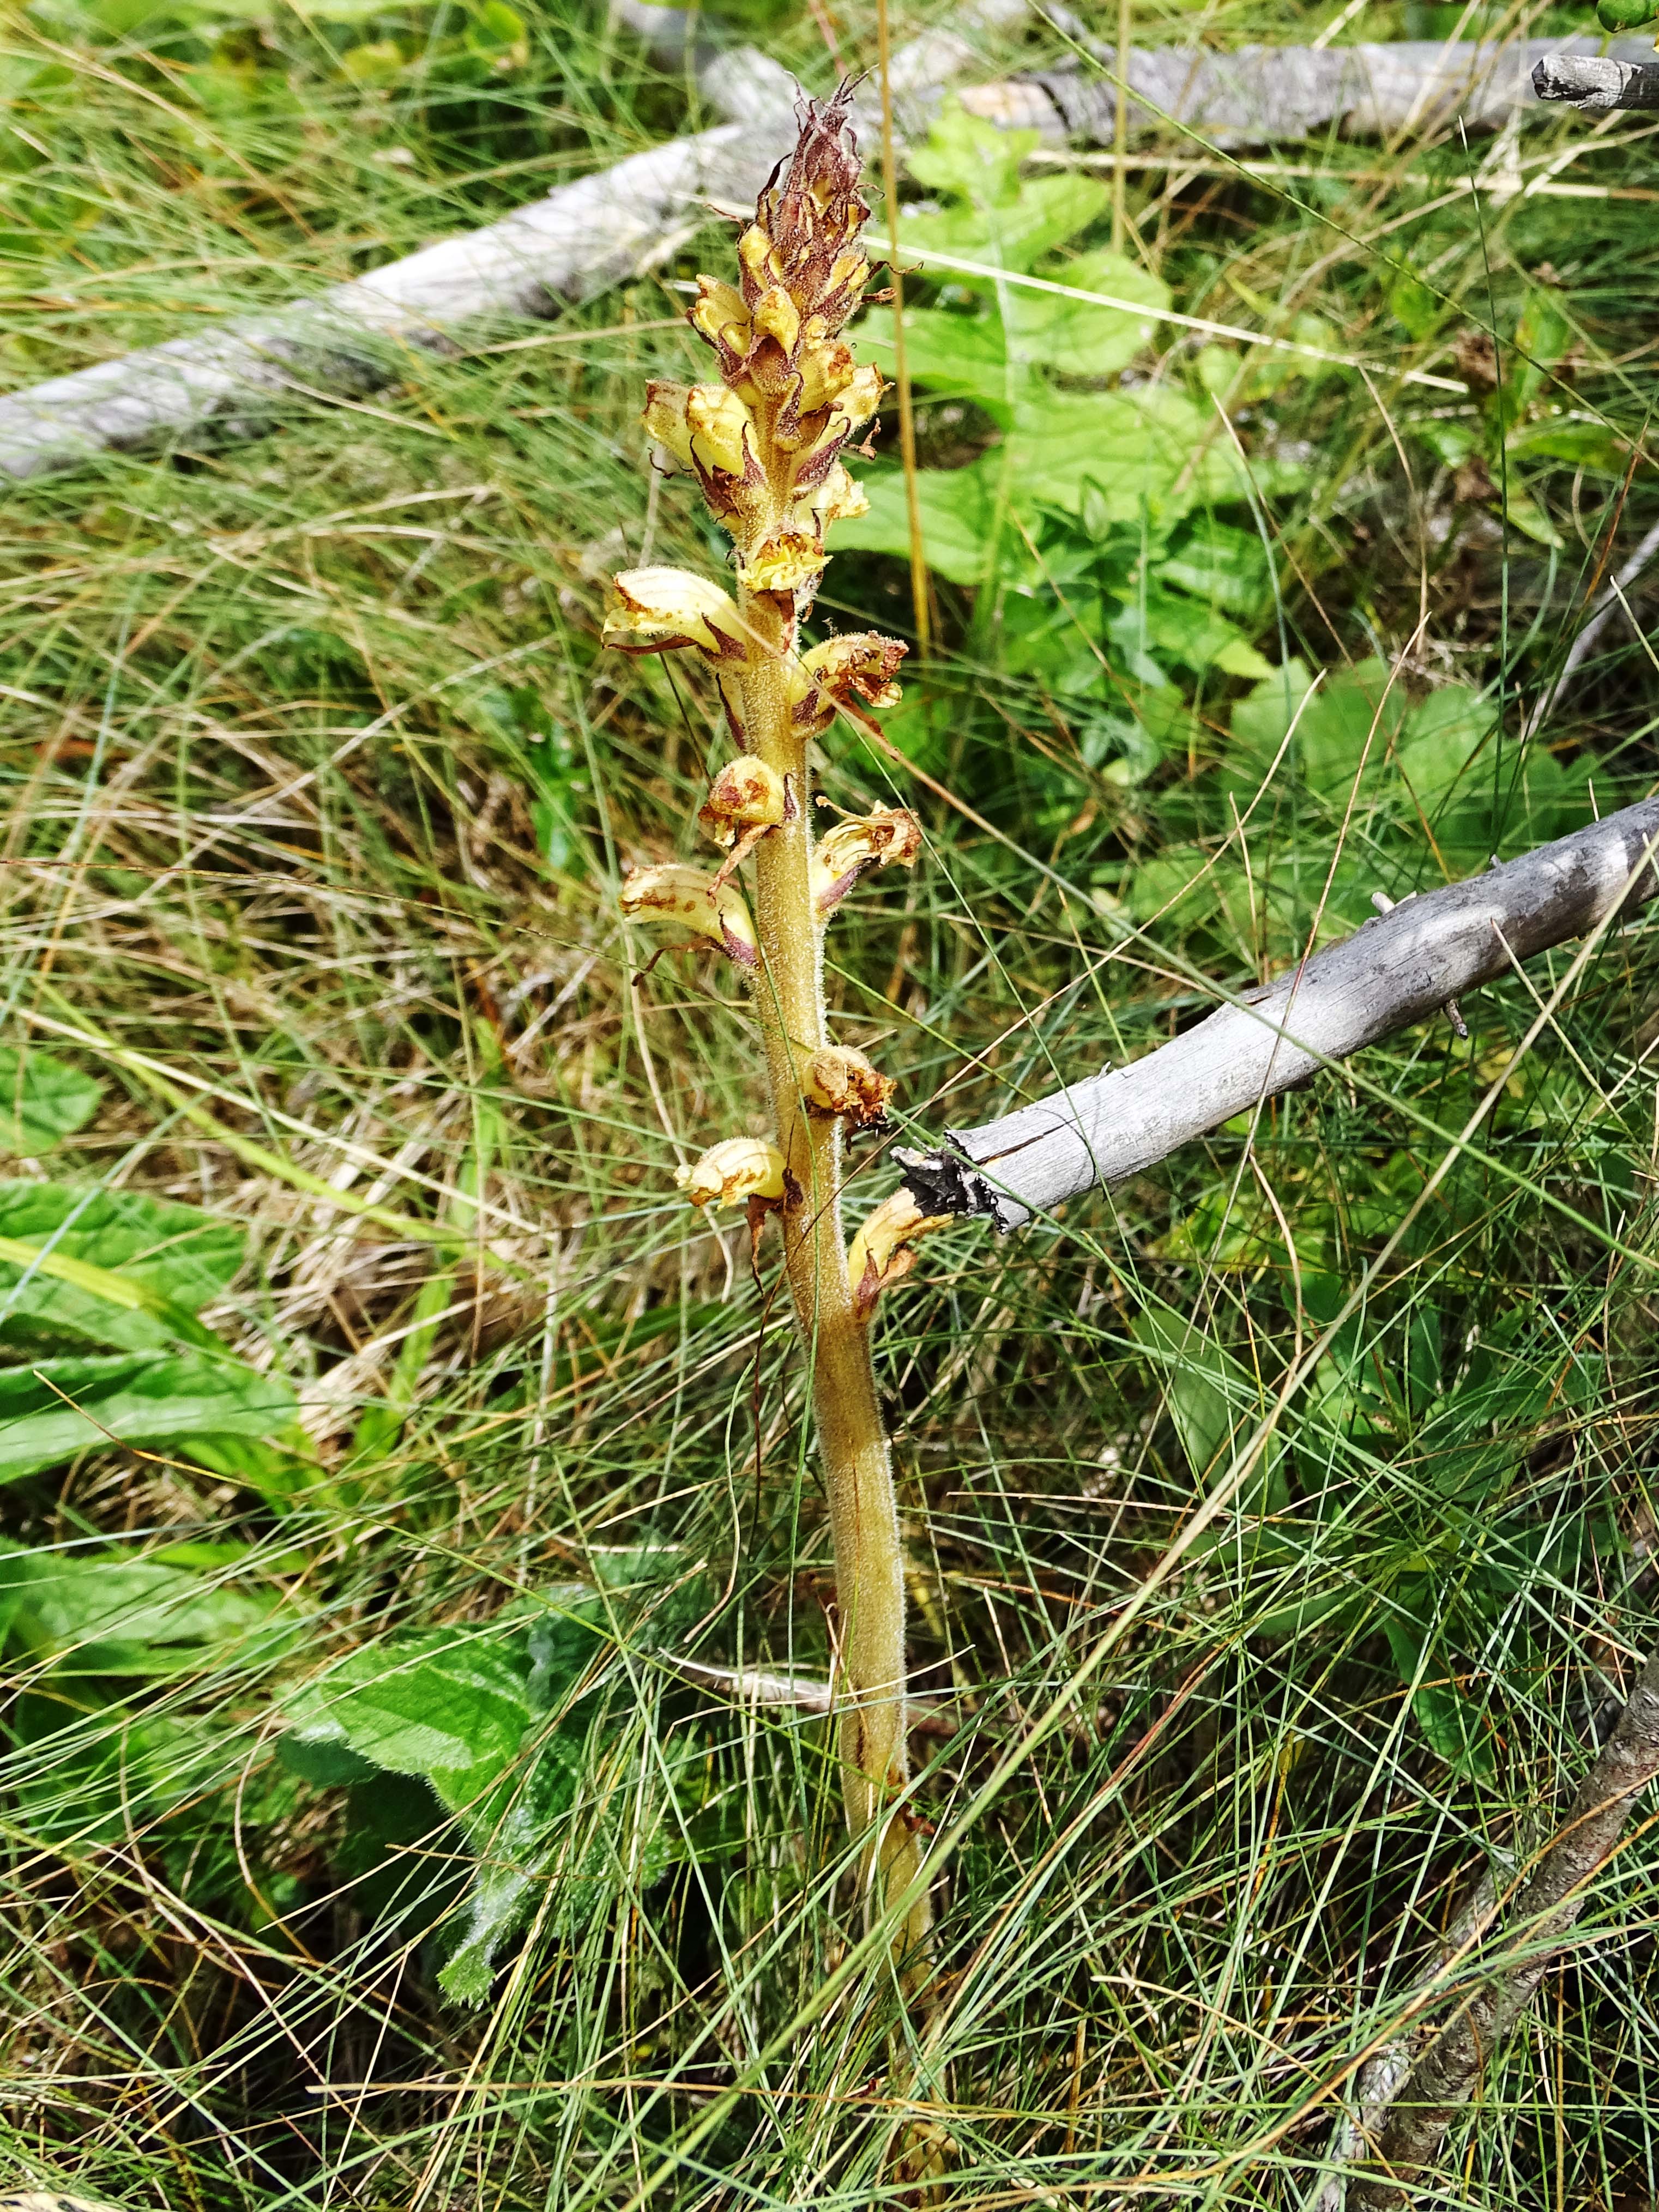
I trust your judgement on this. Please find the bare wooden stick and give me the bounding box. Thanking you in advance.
[1341,1639,1659,2207]
[1533,50,1659,112]
[900,798,1659,1232]
[966,34,1657,145]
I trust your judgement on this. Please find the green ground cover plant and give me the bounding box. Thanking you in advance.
[5,0,1659,2203]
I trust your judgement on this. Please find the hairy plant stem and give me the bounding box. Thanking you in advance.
[740,589,927,1959]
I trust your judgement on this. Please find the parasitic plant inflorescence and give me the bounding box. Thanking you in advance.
[606,87,942,1967]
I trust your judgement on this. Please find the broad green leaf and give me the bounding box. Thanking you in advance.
[1412,416,1479,470]
[0,1349,299,1485]
[1395,685,1493,811]
[290,1625,550,1808]
[1509,287,1572,412]
[0,1181,244,1353]
[1500,485,1564,551]
[896,174,1113,276]
[862,251,1167,421]
[903,100,1035,206]
[284,1567,701,2003]
[897,104,1108,272]
[1158,519,1271,619]
[859,300,1031,417]
[1506,419,1627,475]
[1383,1590,1494,1778]
[830,461,997,586]
[1114,580,1273,684]
[1004,388,1248,520]
[0,1539,292,1676]
[1005,249,1168,380]
[0,1046,100,1157]
[1227,656,1408,802]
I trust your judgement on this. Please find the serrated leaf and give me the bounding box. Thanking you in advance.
[1003,386,1246,520]
[1004,249,1168,379]
[0,1349,298,1485]
[283,1574,698,2004]
[859,301,1031,418]
[0,1047,100,1158]
[1157,519,1271,618]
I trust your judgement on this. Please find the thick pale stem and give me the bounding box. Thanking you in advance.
[740,589,926,1957]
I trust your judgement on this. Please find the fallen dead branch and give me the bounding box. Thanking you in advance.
[970,32,1654,144]
[901,798,1659,1231]
[1534,50,1659,111]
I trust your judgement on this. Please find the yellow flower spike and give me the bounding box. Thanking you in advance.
[603,568,751,663]
[675,1135,787,1210]
[812,806,924,917]
[803,1045,895,1130]
[619,862,757,966]
[846,1188,952,1322]
[698,757,789,851]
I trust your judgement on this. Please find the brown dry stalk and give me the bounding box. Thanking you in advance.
[607,90,944,1967]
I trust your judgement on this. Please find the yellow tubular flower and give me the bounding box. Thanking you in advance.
[846,1189,953,1321]
[603,569,751,662]
[675,1136,787,1209]
[812,807,924,916]
[619,862,757,966]
[803,1045,895,1129]
[698,758,789,850]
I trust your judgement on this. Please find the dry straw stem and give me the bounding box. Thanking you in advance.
[606,91,934,1967]
[903,796,1659,1231]
[1341,1638,1659,2206]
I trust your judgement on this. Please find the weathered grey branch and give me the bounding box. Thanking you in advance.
[1,18,1638,485]
[1533,50,1659,112]
[900,799,1659,1233]
[966,34,1656,145]
[1343,1639,1659,2207]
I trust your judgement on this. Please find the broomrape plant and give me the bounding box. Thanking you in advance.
[606,89,946,1968]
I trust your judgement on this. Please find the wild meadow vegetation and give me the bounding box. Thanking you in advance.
[4,0,1659,2201]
